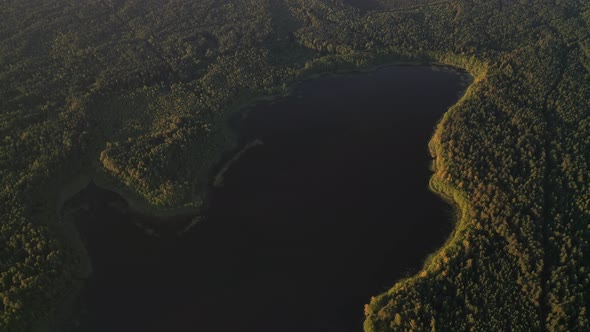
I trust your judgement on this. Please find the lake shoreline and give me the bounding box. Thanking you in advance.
[51,58,472,332]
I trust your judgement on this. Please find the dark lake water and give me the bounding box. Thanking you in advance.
[68,66,469,332]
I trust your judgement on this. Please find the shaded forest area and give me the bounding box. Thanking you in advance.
[0,0,589,331]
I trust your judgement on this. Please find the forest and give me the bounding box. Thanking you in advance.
[0,0,589,331]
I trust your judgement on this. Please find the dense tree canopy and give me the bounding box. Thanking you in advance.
[0,0,589,331]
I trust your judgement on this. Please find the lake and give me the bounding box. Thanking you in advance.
[67,65,470,332]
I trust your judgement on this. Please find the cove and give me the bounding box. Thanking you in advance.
[66,66,470,332]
